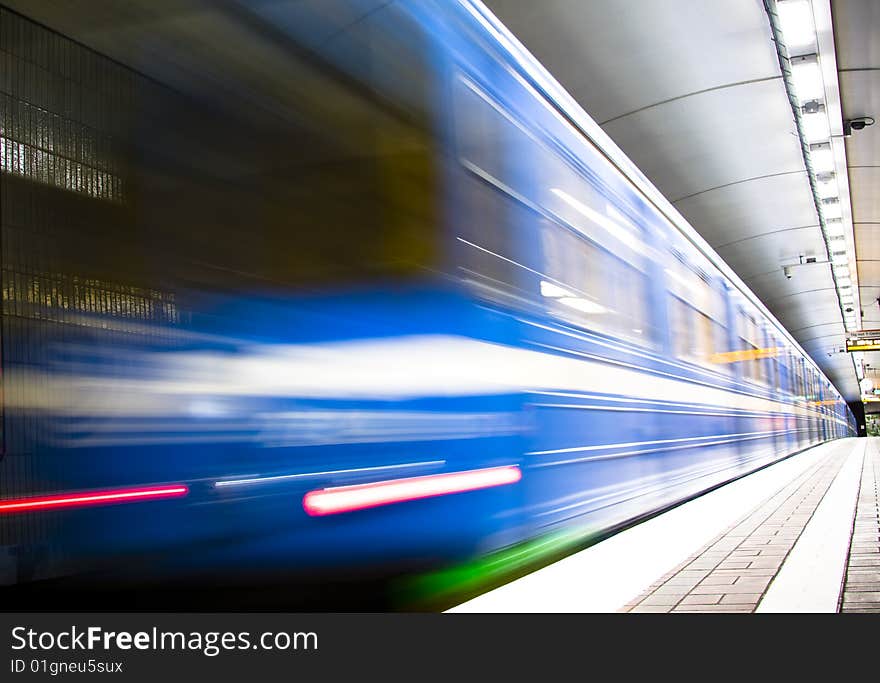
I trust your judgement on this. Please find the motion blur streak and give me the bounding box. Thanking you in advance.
[0,485,190,514]
[302,466,523,516]
[214,461,446,488]
[1,336,828,419]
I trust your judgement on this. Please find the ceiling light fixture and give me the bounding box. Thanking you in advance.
[776,0,816,51]
[790,54,824,102]
[768,0,862,382]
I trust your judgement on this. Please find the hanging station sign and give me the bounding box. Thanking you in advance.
[846,330,880,352]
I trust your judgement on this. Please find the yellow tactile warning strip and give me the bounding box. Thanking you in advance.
[620,440,853,613]
[839,438,880,613]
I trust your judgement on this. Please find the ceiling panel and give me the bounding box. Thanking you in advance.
[832,0,880,70]
[739,269,841,331]
[857,261,880,293]
[672,172,819,246]
[850,167,880,224]
[855,223,880,258]
[716,226,827,282]
[600,79,806,203]
[486,0,781,124]
[839,72,880,168]
[858,283,880,325]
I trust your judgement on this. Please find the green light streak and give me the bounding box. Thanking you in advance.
[397,525,599,610]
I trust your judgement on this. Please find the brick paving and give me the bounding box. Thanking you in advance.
[840,438,880,613]
[620,440,854,613]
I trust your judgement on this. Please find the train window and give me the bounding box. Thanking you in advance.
[523,122,652,343]
[535,158,650,343]
[769,336,784,390]
[666,257,726,369]
[787,350,798,397]
[765,333,775,388]
[452,75,651,344]
[452,76,548,305]
[795,359,806,400]
[453,77,512,194]
[777,344,789,391]
[454,77,649,269]
[668,297,718,367]
[534,142,649,272]
[541,219,602,301]
[737,310,767,384]
[540,218,649,342]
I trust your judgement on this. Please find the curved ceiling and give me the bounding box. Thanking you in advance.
[487,0,867,402]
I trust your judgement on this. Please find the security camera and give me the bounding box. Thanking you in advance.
[844,116,875,135]
[783,265,793,279]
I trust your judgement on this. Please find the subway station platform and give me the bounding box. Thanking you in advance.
[450,437,880,613]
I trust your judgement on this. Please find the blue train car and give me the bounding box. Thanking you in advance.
[0,0,855,600]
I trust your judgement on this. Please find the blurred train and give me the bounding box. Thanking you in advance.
[0,0,855,603]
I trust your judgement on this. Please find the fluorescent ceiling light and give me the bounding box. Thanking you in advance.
[809,143,834,172]
[790,54,823,102]
[777,0,817,53]
[822,200,842,219]
[802,109,830,143]
[816,176,838,199]
[825,216,845,232]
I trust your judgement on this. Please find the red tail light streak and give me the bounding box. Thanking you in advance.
[302,465,521,516]
[0,484,189,514]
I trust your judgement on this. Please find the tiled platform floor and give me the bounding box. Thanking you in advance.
[622,438,868,613]
[840,438,880,613]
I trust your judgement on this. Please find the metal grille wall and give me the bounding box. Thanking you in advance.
[0,7,178,561]
[0,2,438,582]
